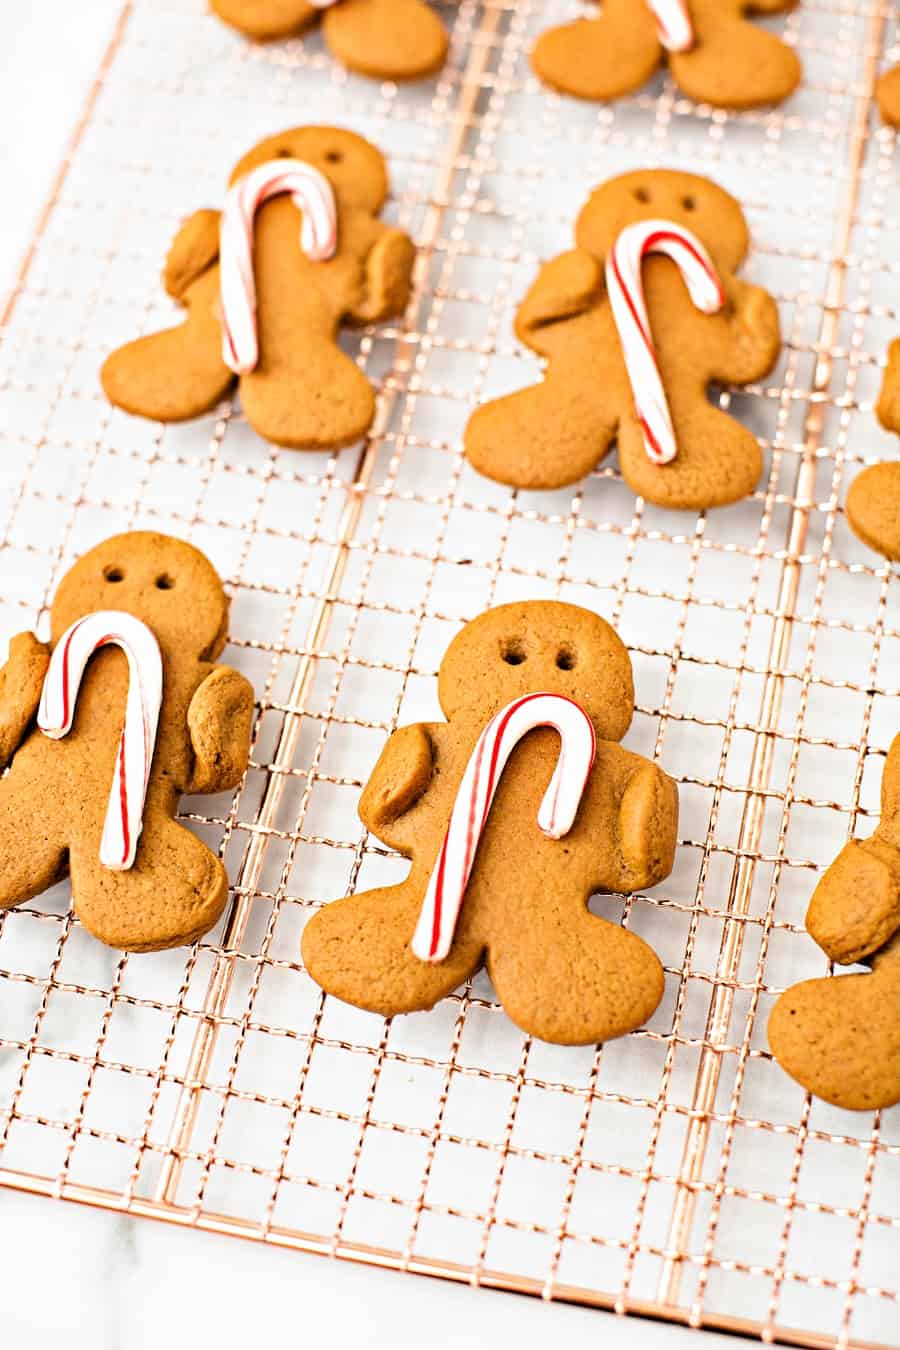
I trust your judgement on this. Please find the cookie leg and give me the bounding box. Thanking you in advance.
[323,0,449,81]
[464,376,618,491]
[531,5,661,102]
[100,272,234,425]
[768,938,900,1111]
[69,814,229,952]
[487,909,665,1045]
[670,20,801,110]
[238,338,377,450]
[210,0,318,41]
[617,400,763,511]
[302,882,482,1016]
[0,775,67,911]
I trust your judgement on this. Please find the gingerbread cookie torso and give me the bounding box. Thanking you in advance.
[769,734,900,1110]
[845,339,900,561]
[463,170,781,510]
[101,127,416,450]
[0,532,254,952]
[211,0,449,80]
[532,0,801,109]
[302,601,679,1045]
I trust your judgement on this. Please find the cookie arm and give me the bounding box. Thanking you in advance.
[163,209,221,301]
[515,249,603,356]
[349,222,416,325]
[358,723,434,851]
[708,276,781,385]
[0,633,51,771]
[186,665,255,795]
[616,759,679,891]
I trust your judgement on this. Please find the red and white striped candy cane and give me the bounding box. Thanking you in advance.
[219,158,338,376]
[411,693,597,964]
[38,611,164,872]
[645,0,693,52]
[606,219,725,466]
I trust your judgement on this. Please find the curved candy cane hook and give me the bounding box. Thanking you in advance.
[646,0,694,53]
[606,219,726,466]
[38,611,164,871]
[411,693,597,965]
[219,158,338,376]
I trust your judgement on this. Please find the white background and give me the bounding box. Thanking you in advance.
[0,3,740,1346]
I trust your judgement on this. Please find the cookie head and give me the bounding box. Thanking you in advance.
[50,532,230,659]
[437,600,635,741]
[229,126,389,213]
[575,170,749,274]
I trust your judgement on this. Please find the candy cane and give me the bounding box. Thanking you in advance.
[645,0,694,52]
[38,611,164,872]
[606,219,725,466]
[219,158,338,376]
[411,693,596,964]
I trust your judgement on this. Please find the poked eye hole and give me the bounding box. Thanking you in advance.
[155,574,175,590]
[501,639,527,666]
[681,194,697,211]
[556,646,576,671]
[103,565,124,583]
[633,186,651,203]
[324,149,343,164]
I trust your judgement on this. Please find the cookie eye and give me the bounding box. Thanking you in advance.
[276,148,291,158]
[103,565,124,583]
[155,574,175,590]
[501,639,527,666]
[556,647,576,671]
[634,187,651,203]
[325,150,343,164]
[681,195,697,211]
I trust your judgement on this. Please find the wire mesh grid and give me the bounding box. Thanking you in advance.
[0,0,899,1345]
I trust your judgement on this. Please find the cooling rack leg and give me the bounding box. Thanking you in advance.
[655,0,889,1315]
[153,1,508,1209]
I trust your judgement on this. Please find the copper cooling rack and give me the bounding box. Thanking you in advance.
[1,1,899,1346]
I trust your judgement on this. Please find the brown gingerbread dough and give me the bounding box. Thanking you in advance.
[101,127,415,450]
[0,532,254,952]
[769,733,900,1110]
[211,0,449,80]
[877,65,900,127]
[302,601,678,1045]
[464,170,781,509]
[846,339,900,561]
[532,0,801,108]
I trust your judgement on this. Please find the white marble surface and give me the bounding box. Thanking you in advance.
[5,1185,745,1350]
[0,5,737,1346]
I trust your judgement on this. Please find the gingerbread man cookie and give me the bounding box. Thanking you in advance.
[532,0,801,109]
[464,170,781,510]
[101,127,415,451]
[846,339,900,561]
[302,601,678,1045]
[0,532,254,952]
[769,734,900,1111]
[212,0,449,80]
